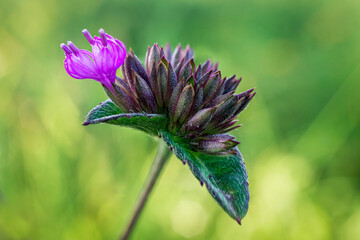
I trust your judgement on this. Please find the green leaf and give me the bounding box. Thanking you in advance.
[83,99,249,222]
[83,99,168,136]
[160,130,249,224]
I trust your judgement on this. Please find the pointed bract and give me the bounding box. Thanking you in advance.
[181,107,215,134]
[173,84,195,125]
[134,72,156,112]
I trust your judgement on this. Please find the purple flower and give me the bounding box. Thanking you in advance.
[61,29,127,91]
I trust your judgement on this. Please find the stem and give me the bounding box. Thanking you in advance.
[120,141,172,240]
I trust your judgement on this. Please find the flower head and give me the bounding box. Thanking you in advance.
[106,44,255,155]
[61,29,126,91]
[62,31,255,155]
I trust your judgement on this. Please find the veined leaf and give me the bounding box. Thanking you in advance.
[84,99,249,222]
[83,99,167,136]
[160,130,249,223]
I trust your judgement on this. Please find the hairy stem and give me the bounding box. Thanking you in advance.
[120,140,172,240]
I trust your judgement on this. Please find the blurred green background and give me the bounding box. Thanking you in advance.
[1,0,360,239]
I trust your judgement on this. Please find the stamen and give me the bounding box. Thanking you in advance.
[60,43,72,55]
[67,41,80,55]
[99,28,108,46]
[82,29,95,45]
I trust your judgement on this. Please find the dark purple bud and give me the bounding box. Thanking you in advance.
[214,122,242,134]
[133,71,156,112]
[169,79,185,120]
[223,75,242,94]
[198,141,228,153]
[129,51,149,82]
[115,76,133,95]
[175,58,185,77]
[123,56,136,91]
[237,88,255,100]
[103,83,139,112]
[202,73,221,105]
[192,88,203,113]
[234,92,256,116]
[173,84,195,124]
[148,64,160,110]
[189,59,195,74]
[213,62,219,72]
[171,44,182,68]
[179,61,192,83]
[210,96,238,126]
[217,77,227,95]
[156,62,168,109]
[165,43,172,60]
[184,45,194,62]
[193,133,240,154]
[207,92,233,108]
[122,52,149,92]
[197,69,213,86]
[199,134,235,142]
[196,140,237,154]
[181,107,215,133]
[201,60,211,75]
[159,46,165,58]
[167,63,177,102]
[147,44,160,75]
[194,64,202,81]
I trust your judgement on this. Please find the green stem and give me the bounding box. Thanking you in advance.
[120,141,172,240]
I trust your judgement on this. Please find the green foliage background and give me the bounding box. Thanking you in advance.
[0,0,359,239]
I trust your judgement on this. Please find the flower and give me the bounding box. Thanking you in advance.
[107,44,255,155]
[61,29,126,91]
[62,33,255,155]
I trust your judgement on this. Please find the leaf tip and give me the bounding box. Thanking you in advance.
[82,121,90,126]
[236,217,242,225]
